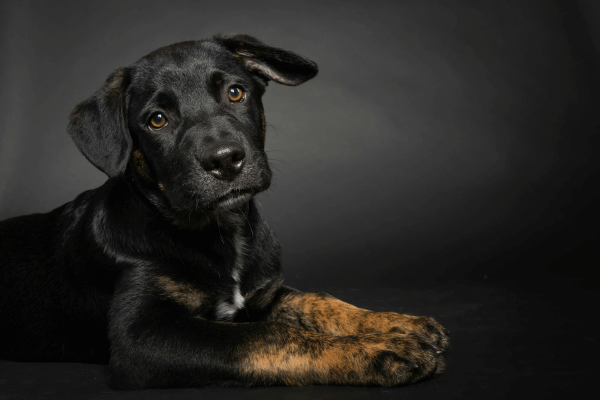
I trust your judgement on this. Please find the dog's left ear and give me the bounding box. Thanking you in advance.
[68,68,132,177]
[215,34,318,86]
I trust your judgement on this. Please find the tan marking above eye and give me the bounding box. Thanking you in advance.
[149,112,167,129]
[228,86,244,102]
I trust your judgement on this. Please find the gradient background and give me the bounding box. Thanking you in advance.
[1,0,599,398]
[2,0,598,289]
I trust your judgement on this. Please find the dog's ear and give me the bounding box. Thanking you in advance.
[68,68,132,177]
[215,34,318,86]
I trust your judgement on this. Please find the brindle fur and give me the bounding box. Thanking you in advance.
[267,291,449,348]
[236,326,444,386]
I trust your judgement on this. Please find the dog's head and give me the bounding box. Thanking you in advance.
[68,35,317,225]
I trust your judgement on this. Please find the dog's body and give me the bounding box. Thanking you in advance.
[0,35,448,389]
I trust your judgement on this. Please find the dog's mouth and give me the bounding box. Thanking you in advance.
[210,188,255,210]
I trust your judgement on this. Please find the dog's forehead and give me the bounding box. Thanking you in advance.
[131,40,243,87]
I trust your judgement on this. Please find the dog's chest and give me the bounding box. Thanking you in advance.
[157,222,266,321]
[213,230,247,321]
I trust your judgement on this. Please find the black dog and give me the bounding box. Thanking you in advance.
[0,35,448,389]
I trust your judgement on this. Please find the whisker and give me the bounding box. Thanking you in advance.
[216,213,225,244]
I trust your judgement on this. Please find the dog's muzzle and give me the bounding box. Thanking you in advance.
[199,141,246,181]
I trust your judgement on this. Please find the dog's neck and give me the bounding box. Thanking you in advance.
[85,176,251,255]
[120,166,251,232]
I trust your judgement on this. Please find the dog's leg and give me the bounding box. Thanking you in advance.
[109,317,444,388]
[234,324,445,387]
[266,288,449,349]
[108,276,443,388]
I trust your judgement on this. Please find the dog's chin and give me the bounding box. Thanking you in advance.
[210,189,255,211]
[163,188,259,230]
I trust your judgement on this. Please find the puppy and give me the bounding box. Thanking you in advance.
[0,35,448,389]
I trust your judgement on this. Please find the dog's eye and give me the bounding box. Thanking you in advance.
[228,86,244,102]
[149,112,167,129]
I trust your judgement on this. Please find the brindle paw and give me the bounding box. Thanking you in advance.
[364,312,450,350]
[352,332,445,386]
[409,316,450,349]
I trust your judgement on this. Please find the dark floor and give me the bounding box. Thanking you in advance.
[0,275,595,400]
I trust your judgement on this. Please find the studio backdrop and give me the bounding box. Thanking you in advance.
[1,0,598,288]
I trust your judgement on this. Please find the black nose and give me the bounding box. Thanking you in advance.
[200,141,246,181]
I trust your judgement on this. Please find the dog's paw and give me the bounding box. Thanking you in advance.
[341,332,445,386]
[360,312,449,350]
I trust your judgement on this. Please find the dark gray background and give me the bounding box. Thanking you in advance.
[1,0,598,289]
[1,1,599,399]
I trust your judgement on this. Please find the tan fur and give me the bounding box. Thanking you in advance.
[156,276,205,311]
[238,328,440,386]
[269,292,448,348]
[132,150,152,180]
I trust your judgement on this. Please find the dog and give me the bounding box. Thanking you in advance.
[0,35,449,389]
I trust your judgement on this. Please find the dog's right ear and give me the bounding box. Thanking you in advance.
[68,68,132,177]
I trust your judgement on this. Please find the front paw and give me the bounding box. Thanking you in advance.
[361,312,450,349]
[342,332,445,386]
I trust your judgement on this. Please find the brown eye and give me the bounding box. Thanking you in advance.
[228,86,244,102]
[149,112,167,129]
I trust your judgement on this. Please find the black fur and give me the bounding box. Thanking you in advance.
[0,35,316,387]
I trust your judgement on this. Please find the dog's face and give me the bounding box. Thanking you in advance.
[127,41,272,214]
[68,35,317,225]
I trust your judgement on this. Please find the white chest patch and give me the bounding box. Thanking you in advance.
[215,227,248,321]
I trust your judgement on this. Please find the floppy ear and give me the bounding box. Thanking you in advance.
[215,34,318,86]
[68,68,132,177]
